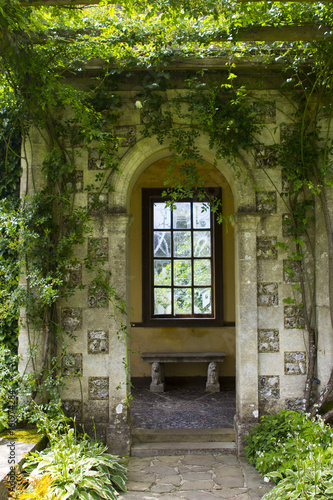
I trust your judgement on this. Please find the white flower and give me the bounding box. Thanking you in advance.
[264,476,270,483]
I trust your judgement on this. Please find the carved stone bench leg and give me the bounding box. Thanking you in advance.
[206,361,220,392]
[150,362,165,392]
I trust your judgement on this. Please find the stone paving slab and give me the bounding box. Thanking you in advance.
[119,454,273,499]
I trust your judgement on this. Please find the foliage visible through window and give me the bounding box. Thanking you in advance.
[142,189,223,326]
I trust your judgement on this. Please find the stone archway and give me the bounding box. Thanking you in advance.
[113,134,261,452]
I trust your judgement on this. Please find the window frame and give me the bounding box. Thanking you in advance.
[142,188,223,327]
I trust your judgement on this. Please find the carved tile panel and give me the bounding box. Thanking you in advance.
[87,238,109,261]
[258,282,278,306]
[88,330,109,354]
[114,126,136,146]
[63,353,83,376]
[259,376,280,399]
[67,170,83,192]
[256,192,277,213]
[254,103,276,124]
[284,305,305,329]
[65,263,82,285]
[257,237,278,260]
[254,146,277,169]
[61,307,82,331]
[283,260,301,283]
[258,329,279,352]
[284,351,306,375]
[88,377,109,400]
[88,285,108,308]
[88,150,106,170]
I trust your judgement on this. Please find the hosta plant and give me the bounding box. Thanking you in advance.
[23,427,127,500]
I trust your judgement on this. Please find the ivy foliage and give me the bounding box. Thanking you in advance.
[0,0,333,420]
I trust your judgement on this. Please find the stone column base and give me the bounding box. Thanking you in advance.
[234,414,258,456]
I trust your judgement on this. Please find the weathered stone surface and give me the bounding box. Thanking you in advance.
[88,376,109,399]
[88,237,109,260]
[62,399,82,419]
[258,329,279,352]
[64,262,82,285]
[63,353,83,376]
[285,397,304,411]
[88,193,108,214]
[254,102,276,124]
[67,169,84,192]
[254,145,277,168]
[88,149,105,170]
[258,375,280,399]
[114,126,136,146]
[256,192,277,213]
[257,237,278,259]
[88,329,109,354]
[282,213,292,237]
[283,260,301,283]
[88,284,108,308]
[284,351,306,375]
[257,282,278,306]
[281,169,291,192]
[284,305,305,329]
[61,307,82,331]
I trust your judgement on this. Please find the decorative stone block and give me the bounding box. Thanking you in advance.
[281,169,291,192]
[284,305,305,329]
[61,307,82,331]
[280,124,294,143]
[88,285,108,308]
[87,238,109,261]
[257,236,278,259]
[254,102,276,123]
[88,193,108,214]
[67,170,83,192]
[259,376,280,399]
[63,353,83,376]
[256,192,277,213]
[254,146,277,168]
[285,398,304,411]
[258,282,278,306]
[284,351,306,375]
[282,213,292,237]
[88,149,105,170]
[65,262,82,285]
[88,330,109,354]
[62,400,82,420]
[258,329,279,352]
[114,126,136,146]
[89,377,109,400]
[283,260,301,283]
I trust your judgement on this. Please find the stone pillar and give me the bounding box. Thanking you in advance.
[103,213,133,457]
[233,213,261,455]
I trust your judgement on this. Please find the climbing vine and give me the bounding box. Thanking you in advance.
[0,0,333,426]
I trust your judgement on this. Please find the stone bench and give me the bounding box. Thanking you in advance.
[140,352,226,393]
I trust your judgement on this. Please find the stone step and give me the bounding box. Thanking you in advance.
[131,441,237,456]
[132,427,235,444]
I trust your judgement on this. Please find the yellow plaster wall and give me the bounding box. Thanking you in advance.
[129,158,235,378]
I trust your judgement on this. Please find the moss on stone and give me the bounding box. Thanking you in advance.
[0,428,42,443]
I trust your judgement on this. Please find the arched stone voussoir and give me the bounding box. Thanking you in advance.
[109,134,255,213]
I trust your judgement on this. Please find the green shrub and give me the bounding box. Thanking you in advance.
[244,410,332,478]
[262,449,333,499]
[23,427,127,500]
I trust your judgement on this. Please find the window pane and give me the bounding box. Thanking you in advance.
[174,288,192,314]
[193,231,211,257]
[194,260,211,285]
[154,231,171,257]
[193,203,211,229]
[173,203,191,229]
[174,260,192,286]
[154,203,171,229]
[154,260,171,285]
[154,288,172,315]
[194,288,212,314]
[174,231,191,257]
